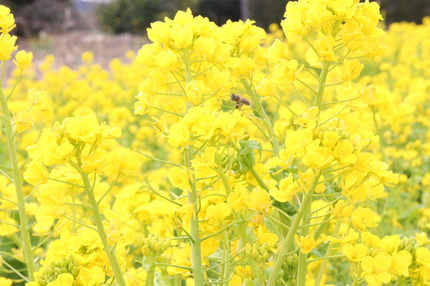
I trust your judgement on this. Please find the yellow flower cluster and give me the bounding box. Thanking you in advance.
[1,1,430,286]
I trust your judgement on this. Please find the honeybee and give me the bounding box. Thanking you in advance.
[230,94,250,109]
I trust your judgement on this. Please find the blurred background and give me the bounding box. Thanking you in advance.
[2,0,430,67]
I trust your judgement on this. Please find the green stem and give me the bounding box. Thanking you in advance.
[174,274,182,286]
[155,263,192,271]
[242,79,280,155]
[237,220,263,283]
[297,189,312,286]
[215,154,262,282]
[314,62,330,112]
[6,70,22,99]
[182,49,193,83]
[136,150,182,167]
[371,108,387,162]
[351,277,360,286]
[2,259,30,282]
[313,221,341,286]
[145,263,155,286]
[185,147,205,285]
[394,277,403,286]
[74,153,126,286]
[308,254,344,263]
[266,174,320,286]
[248,164,270,192]
[0,83,35,280]
[297,253,307,286]
[312,213,332,241]
[222,233,231,286]
[294,61,331,286]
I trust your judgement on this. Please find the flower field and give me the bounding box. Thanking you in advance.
[1,1,430,285]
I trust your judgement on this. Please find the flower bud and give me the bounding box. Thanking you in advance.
[252,248,259,259]
[155,242,164,253]
[162,240,171,251]
[142,245,150,256]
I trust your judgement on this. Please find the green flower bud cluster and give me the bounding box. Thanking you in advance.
[398,236,418,255]
[220,153,241,175]
[281,253,298,284]
[37,256,80,286]
[142,234,171,258]
[244,243,270,263]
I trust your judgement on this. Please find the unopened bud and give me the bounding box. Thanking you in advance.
[142,245,150,256]
[155,242,164,253]
[163,240,171,251]
[252,249,259,259]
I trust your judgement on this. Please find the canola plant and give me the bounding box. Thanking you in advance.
[1,1,430,285]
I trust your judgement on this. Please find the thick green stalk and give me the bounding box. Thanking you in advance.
[180,51,205,284]
[145,263,155,286]
[313,221,341,286]
[297,252,308,286]
[214,155,262,282]
[242,79,280,155]
[292,61,331,285]
[296,197,312,286]
[174,274,182,286]
[266,175,320,285]
[351,277,360,286]
[314,61,330,112]
[394,277,403,286]
[0,86,36,280]
[185,147,205,285]
[221,233,231,286]
[237,220,263,283]
[81,174,126,286]
[75,153,126,286]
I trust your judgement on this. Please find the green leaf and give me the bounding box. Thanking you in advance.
[237,140,262,173]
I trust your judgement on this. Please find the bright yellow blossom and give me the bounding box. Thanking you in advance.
[13,111,34,133]
[77,266,105,286]
[110,147,140,175]
[390,250,412,277]
[0,33,17,60]
[302,147,334,170]
[295,235,316,254]
[168,121,190,148]
[270,176,300,202]
[23,161,49,185]
[342,243,368,261]
[206,203,232,225]
[0,277,12,286]
[361,253,392,286]
[46,273,74,286]
[0,5,15,33]
[416,247,430,268]
[14,50,33,69]
[351,207,380,230]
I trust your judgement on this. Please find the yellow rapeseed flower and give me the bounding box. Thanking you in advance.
[342,243,368,262]
[0,5,15,33]
[14,50,33,69]
[0,33,17,60]
[295,234,316,254]
[23,161,49,185]
[361,253,392,286]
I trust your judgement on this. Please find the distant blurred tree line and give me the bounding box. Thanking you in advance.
[379,0,430,25]
[4,0,430,37]
[3,0,75,37]
[94,0,430,34]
